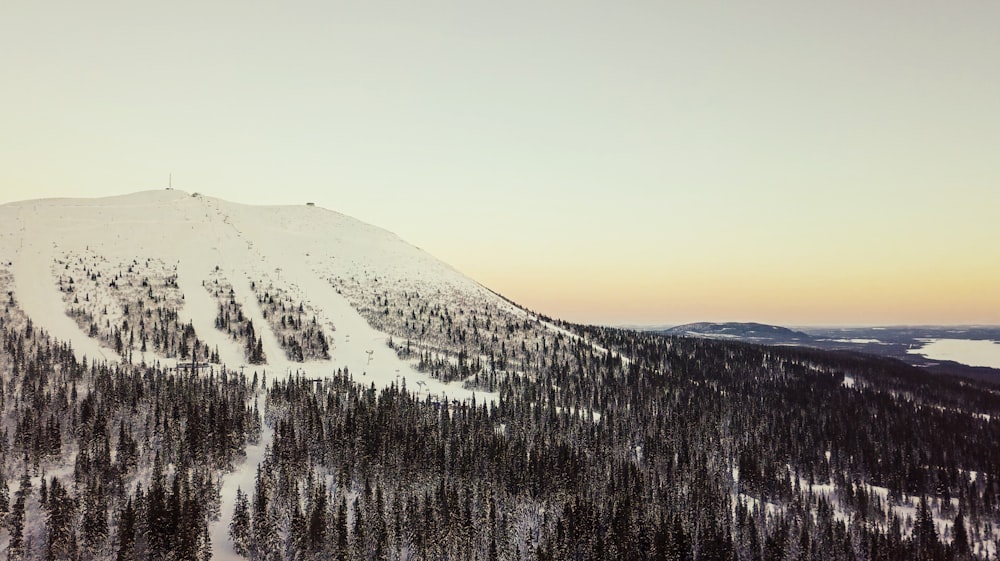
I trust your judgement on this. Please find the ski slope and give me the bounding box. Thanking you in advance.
[0,190,498,395]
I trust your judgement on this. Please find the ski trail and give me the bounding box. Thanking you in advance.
[11,208,119,363]
[197,195,305,372]
[266,252,497,404]
[174,223,247,368]
[208,389,273,561]
[231,271,288,369]
[175,261,247,368]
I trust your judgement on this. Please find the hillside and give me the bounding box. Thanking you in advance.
[0,190,595,560]
[0,190,998,561]
[0,189,579,401]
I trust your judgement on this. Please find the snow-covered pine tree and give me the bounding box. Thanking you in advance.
[230,487,251,556]
[116,497,137,561]
[45,477,79,561]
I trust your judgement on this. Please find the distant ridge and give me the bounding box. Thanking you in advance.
[660,321,813,343]
[656,321,1000,381]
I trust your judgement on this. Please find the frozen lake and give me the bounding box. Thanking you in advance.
[907,339,1000,369]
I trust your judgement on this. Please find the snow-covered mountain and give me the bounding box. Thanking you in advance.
[0,189,559,403]
[0,189,594,559]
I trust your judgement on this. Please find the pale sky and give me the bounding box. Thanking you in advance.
[2,1,998,326]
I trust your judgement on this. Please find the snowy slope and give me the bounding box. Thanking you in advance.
[0,189,510,400]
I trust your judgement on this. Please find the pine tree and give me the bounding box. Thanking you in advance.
[252,465,279,559]
[176,474,203,561]
[82,484,109,555]
[952,511,969,559]
[145,453,169,560]
[0,475,9,519]
[166,473,182,552]
[46,477,79,561]
[914,495,939,561]
[200,522,213,561]
[308,485,328,554]
[230,488,251,556]
[352,496,367,559]
[9,492,26,560]
[16,469,31,503]
[116,497,136,561]
[289,502,307,560]
[8,467,32,559]
[336,496,349,561]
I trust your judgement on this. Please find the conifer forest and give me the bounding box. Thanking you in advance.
[2,296,1000,560]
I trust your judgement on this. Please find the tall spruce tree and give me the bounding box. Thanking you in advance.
[230,487,251,556]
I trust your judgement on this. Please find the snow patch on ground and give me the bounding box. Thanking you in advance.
[209,388,271,561]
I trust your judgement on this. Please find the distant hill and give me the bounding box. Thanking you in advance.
[658,322,1000,382]
[661,321,813,343]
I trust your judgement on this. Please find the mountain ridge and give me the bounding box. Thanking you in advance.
[661,321,812,341]
[654,320,1000,381]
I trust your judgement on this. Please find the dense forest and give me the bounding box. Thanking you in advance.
[3,277,1000,559]
[0,290,260,561]
[231,325,1000,560]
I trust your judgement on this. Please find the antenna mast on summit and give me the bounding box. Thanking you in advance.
[169,173,172,189]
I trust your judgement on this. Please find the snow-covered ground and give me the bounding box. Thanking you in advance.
[0,190,500,398]
[908,338,1000,369]
[10,225,119,363]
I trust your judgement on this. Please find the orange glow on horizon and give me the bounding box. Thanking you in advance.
[468,261,1000,327]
